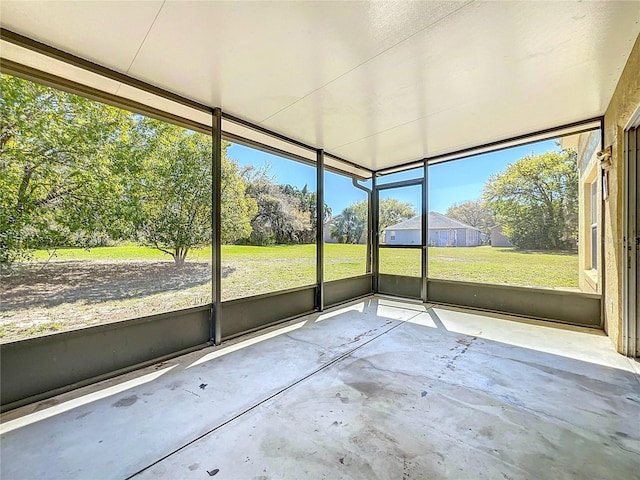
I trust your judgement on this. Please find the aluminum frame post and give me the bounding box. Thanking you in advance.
[371,175,379,292]
[421,161,429,303]
[316,149,325,312]
[211,107,222,345]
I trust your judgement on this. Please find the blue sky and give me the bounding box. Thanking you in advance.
[228,139,560,216]
[428,140,559,213]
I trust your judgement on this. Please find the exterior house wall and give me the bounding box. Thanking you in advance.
[385,229,420,245]
[491,225,513,247]
[465,229,481,247]
[387,214,480,247]
[427,230,437,246]
[456,228,467,246]
[428,229,454,246]
[603,34,640,352]
[577,131,601,294]
[427,228,481,247]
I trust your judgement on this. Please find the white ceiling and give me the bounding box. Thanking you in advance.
[1,1,639,171]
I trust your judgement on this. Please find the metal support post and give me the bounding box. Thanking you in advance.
[371,175,379,292]
[211,107,222,345]
[316,149,325,312]
[421,161,429,303]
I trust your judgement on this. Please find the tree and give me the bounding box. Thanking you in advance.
[0,74,257,266]
[330,206,366,244]
[483,149,578,250]
[445,200,495,236]
[241,166,329,245]
[329,198,415,243]
[0,74,142,263]
[243,179,311,245]
[137,122,256,265]
[280,183,330,243]
[221,155,258,244]
[378,198,416,230]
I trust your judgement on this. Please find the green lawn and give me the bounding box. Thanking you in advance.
[32,243,577,293]
[385,246,578,288]
[2,243,578,342]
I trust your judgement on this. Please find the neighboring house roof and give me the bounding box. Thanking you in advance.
[386,215,422,230]
[385,212,480,231]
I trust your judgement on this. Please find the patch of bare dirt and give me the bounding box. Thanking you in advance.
[0,261,234,343]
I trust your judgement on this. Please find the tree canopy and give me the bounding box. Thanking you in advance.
[445,200,495,236]
[483,149,578,250]
[135,121,256,266]
[378,198,417,231]
[238,165,328,245]
[0,74,256,265]
[0,74,143,262]
[329,198,415,244]
[330,205,367,244]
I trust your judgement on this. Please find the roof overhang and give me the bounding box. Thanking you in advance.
[1,1,638,172]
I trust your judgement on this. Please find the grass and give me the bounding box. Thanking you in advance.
[32,243,577,291]
[33,243,368,299]
[2,244,578,342]
[383,246,578,288]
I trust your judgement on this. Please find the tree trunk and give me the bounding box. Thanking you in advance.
[173,247,188,268]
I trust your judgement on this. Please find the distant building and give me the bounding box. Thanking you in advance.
[384,212,482,247]
[323,216,340,244]
[490,225,513,247]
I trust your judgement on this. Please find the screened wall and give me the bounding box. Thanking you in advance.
[0,50,603,411]
[1,73,213,343]
[427,131,602,293]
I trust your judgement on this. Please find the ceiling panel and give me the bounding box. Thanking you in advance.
[265,1,639,168]
[0,0,164,72]
[126,0,468,121]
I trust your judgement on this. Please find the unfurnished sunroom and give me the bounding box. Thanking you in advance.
[0,1,639,479]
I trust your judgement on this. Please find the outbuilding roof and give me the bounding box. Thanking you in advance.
[386,212,480,231]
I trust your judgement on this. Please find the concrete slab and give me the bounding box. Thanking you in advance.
[424,306,637,373]
[134,302,639,480]
[134,310,640,480]
[1,297,638,480]
[0,298,422,479]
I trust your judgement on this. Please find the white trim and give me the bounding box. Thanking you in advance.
[624,104,640,130]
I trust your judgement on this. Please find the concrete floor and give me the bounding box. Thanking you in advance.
[1,297,639,479]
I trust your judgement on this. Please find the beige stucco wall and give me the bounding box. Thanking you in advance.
[603,34,640,352]
[577,131,600,294]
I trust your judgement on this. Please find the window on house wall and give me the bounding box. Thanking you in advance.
[590,181,598,271]
[576,129,602,293]
[220,143,317,300]
[428,129,600,292]
[0,74,212,343]
[323,170,369,282]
